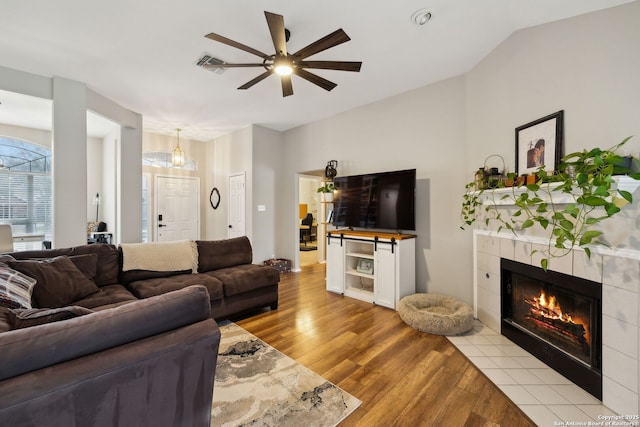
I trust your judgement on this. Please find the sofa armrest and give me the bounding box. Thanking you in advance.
[0,318,220,427]
[0,285,211,381]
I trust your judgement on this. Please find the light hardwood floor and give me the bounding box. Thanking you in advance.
[235,263,536,426]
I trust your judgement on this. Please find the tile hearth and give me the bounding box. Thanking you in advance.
[448,320,618,426]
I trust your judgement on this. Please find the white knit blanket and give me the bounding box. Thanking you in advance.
[120,240,198,273]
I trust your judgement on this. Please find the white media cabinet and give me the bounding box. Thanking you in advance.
[326,230,416,310]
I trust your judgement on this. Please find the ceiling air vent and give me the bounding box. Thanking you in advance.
[196,53,226,75]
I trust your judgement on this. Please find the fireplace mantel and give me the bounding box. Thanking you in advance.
[471,175,640,206]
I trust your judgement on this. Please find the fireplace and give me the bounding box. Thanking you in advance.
[500,258,602,399]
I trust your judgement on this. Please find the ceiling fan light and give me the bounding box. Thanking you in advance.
[275,64,293,76]
[273,56,293,76]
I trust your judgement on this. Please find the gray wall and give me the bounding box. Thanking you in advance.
[281,75,471,302]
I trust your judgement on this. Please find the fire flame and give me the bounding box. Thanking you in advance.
[533,291,574,323]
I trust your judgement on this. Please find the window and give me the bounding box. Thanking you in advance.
[0,137,52,240]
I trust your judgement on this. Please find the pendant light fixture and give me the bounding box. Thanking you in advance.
[172,128,185,167]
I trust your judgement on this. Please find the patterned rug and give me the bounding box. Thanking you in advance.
[211,323,361,427]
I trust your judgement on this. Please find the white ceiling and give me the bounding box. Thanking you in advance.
[0,0,634,141]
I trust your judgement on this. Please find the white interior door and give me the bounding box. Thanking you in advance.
[155,175,200,242]
[228,173,245,238]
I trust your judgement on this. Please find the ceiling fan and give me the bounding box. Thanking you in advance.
[203,11,362,97]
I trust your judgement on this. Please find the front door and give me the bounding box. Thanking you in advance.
[155,175,200,241]
[228,173,245,238]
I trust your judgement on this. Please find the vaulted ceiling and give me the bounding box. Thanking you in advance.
[0,0,634,141]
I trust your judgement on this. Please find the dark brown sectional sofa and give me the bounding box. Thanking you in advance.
[0,236,280,426]
[2,236,280,320]
[0,285,220,426]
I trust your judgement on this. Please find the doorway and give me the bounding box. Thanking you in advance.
[155,175,200,241]
[228,172,246,238]
[298,172,324,267]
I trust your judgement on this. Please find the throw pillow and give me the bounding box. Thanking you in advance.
[68,253,99,282]
[8,256,100,308]
[0,263,37,309]
[9,305,94,329]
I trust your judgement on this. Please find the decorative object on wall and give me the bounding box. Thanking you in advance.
[171,128,185,167]
[93,193,100,222]
[515,110,564,175]
[202,11,362,97]
[324,160,338,180]
[209,187,221,210]
[461,136,640,270]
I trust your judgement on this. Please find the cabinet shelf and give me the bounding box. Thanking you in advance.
[346,252,374,259]
[346,269,374,279]
[346,285,374,297]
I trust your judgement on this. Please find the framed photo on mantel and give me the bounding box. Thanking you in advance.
[515,110,564,176]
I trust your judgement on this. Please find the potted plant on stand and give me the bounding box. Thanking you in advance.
[317,183,335,202]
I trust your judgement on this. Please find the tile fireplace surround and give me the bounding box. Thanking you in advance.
[472,229,640,422]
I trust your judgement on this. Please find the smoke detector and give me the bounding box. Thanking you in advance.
[196,53,227,74]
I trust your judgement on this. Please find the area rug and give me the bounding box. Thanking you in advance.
[211,323,361,427]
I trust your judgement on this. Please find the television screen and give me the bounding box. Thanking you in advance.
[332,169,416,231]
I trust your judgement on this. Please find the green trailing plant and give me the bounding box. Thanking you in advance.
[317,183,335,193]
[461,137,640,270]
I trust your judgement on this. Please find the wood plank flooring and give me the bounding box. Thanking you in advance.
[235,263,536,426]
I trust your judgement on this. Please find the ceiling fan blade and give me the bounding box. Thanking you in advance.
[281,75,293,97]
[294,68,337,92]
[205,33,270,60]
[238,70,273,90]
[293,29,351,60]
[203,63,265,69]
[264,11,287,56]
[299,61,362,72]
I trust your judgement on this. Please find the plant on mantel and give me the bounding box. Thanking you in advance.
[461,136,640,270]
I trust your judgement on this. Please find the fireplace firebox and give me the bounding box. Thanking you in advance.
[501,258,602,399]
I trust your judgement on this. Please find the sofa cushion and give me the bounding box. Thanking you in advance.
[72,245,121,286]
[127,273,224,301]
[9,245,121,287]
[0,307,12,332]
[72,284,138,311]
[205,264,280,297]
[7,256,100,308]
[0,285,212,381]
[0,264,37,309]
[197,236,253,272]
[119,268,192,286]
[68,253,99,282]
[0,254,16,264]
[9,306,94,329]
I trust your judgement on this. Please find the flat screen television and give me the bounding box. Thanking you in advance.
[332,168,416,231]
